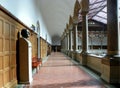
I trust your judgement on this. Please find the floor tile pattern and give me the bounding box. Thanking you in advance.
[24,52,106,88]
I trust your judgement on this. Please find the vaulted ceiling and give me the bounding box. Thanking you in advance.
[34,0,107,38]
[34,0,77,38]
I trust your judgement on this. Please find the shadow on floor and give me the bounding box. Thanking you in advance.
[24,79,106,88]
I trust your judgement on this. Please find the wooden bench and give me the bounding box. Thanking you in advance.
[32,57,42,73]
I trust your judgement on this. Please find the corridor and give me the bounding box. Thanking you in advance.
[24,52,108,88]
[0,1,120,88]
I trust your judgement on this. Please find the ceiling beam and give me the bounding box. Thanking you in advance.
[90,5,107,19]
[90,0,106,6]
[89,4,106,11]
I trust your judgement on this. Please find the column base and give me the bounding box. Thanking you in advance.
[75,51,81,62]
[67,50,70,55]
[68,50,72,57]
[61,49,66,54]
[101,55,120,83]
[80,51,88,65]
[71,50,79,60]
[71,51,76,59]
[68,50,73,58]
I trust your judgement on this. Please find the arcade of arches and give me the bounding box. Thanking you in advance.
[61,0,120,85]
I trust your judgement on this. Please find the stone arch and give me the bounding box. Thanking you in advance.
[73,0,81,18]
[68,15,73,29]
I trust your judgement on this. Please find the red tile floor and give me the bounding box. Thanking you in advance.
[24,52,115,88]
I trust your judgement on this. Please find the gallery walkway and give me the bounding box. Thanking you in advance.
[24,52,115,88]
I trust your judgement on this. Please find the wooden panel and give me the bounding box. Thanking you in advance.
[13,67,16,80]
[11,39,16,51]
[10,67,16,81]
[4,55,10,68]
[0,38,3,52]
[0,56,3,70]
[11,25,15,38]
[29,34,37,57]
[15,28,19,40]
[34,36,37,57]
[4,22,10,37]
[10,67,13,81]
[0,72,3,88]
[87,55,102,73]
[10,54,16,66]
[40,38,47,58]
[4,70,10,85]
[0,6,39,88]
[5,39,10,51]
[0,18,3,36]
[0,6,40,87]
[40,38,43,58]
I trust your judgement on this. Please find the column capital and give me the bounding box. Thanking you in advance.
[63,32,66,38]
[81,11,88,16]
[64,30,67,35]
[68,24,73,30]
[80,0,89,13]
[66,29,69,34]
[73,16,79,25]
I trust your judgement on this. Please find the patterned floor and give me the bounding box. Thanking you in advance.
[24,52,111,88]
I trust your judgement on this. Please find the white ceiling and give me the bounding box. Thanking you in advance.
[34,0,80,38]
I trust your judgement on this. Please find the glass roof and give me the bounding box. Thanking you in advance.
[79,0,107,24]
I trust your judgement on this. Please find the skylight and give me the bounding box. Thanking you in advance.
[79,0,107,24]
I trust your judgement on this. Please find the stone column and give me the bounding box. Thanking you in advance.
[63,32,65,52]
[72,22,78,59]
[64,32,67,54]
[66,30,69,55]
[69,29,73,51]
[65,32,67,51]
[61,40,62,49]
[81,11,88,65]
[61,37,63,52]
[67,31,69,51]
[63,32,65,53]
[68,28,73,57]
[73,24,78,51]
[101,0,120,83]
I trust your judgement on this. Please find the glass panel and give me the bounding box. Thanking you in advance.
[79,0,107,24]
[93,16,107,24]
[89,0,103,4]
[102,7,107,12]
[97,12,107,19]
